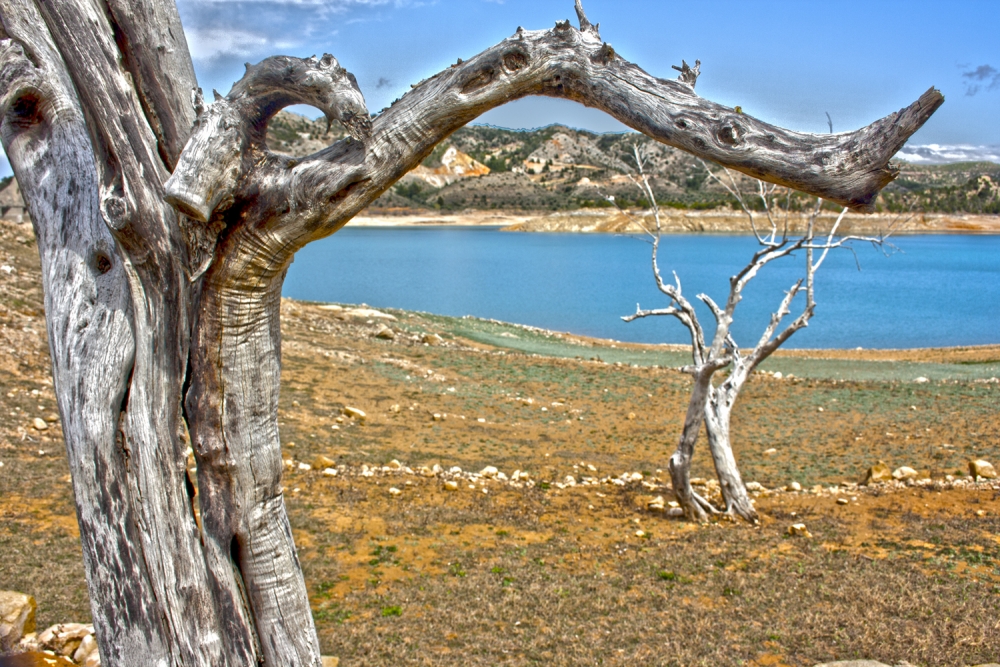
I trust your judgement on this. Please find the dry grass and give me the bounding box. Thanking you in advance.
[2,219,999,665]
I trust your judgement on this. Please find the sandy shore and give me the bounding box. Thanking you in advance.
[348,209,1000,234]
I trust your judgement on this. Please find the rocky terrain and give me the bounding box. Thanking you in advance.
[264,111,1000,219]
[2,216,1000,666]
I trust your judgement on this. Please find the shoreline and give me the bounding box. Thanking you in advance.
[348,209,1000,234]
[286,299,1000,370]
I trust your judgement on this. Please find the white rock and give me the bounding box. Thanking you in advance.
[763,448,778,456]
[789,481,802,492]
[443,480,459,491]
[322,468,337,477]
[343,406,366,420]
[73,633,98,663]
[969,459,997,479]
[745,481,764,492]
[387,459,403,470]
[787,523,812,538]
[892,466,919,481]
[480,466,499,478]
[0,591,36,650]
[388,487,402,496]
[32,417,48,431]
[297,462,312,472]
[915,376,930,383]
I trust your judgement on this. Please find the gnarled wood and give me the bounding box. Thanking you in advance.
[1,1,941,665]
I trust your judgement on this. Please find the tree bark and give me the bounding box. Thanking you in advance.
[0,1,942,665]
[704,380,758,522]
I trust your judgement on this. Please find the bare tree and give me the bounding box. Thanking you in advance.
[622,149,886,522]
[0,0,940,664]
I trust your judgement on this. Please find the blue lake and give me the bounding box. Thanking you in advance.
[283,227,1000,350]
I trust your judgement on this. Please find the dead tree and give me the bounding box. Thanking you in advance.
[623,152,886,522]
[0,0,940,663]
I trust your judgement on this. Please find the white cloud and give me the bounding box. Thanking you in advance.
[897,144,1000,165]
[185,28,273,61]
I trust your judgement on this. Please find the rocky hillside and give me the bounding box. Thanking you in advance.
[266,111,1000,215]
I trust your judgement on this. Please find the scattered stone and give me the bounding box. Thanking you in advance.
[863,461,892,485]
[969,459,997,480]
[297,462,312,472]
[443,480,459,491]
[646,495,666,512]
[626,412,636,420]
[892,466,919,481]
[31,417,48,431]
[763,448,777,455]
[343,407,366,421]
[343,307,396,321]
[29,623,93,659]
[388,487,402,496]
[374,325,395,340]
[322,468,337,477]
[0,591,36,650]
[73,633,99,664]
[321,658,340,667]
[432,413,445,422]
[480,466,499,478]
[634,530,646,538]
[313,455,336,470]
[421,333,443,346]
[387,459,403,470]
[773,372,783,380]
[745,481,764,492]
[914,376,930,383]
[837,497,849,505]
[789,481,802,492]
[787,523,812,538]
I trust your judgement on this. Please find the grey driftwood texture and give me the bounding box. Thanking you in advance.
[0,0,942,664]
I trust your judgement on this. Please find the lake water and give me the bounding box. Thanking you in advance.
[283,227,1000,350]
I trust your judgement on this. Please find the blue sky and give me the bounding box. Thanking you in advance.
[2,0,998,178]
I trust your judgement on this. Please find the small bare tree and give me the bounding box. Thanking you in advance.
[620,148,886,522]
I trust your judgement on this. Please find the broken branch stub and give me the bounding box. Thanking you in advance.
[672,59,701,88]
[164,54,369,222]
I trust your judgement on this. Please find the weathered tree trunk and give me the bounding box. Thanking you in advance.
[704,379,758,522]
[0,0,941,664]
[669,368,724,522]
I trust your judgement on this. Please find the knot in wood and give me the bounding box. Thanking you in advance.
[595,43,616,65]
[502,51,529,73]
[100,194,130,231]
[91,249,113,275]
[717,124,741,146]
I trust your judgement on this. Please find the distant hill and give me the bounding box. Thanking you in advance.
[267,112,1000,216]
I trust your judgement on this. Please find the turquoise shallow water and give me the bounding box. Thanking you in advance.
[283,227,1000,350]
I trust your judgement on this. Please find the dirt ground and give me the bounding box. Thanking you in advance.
[1,217,999,666]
